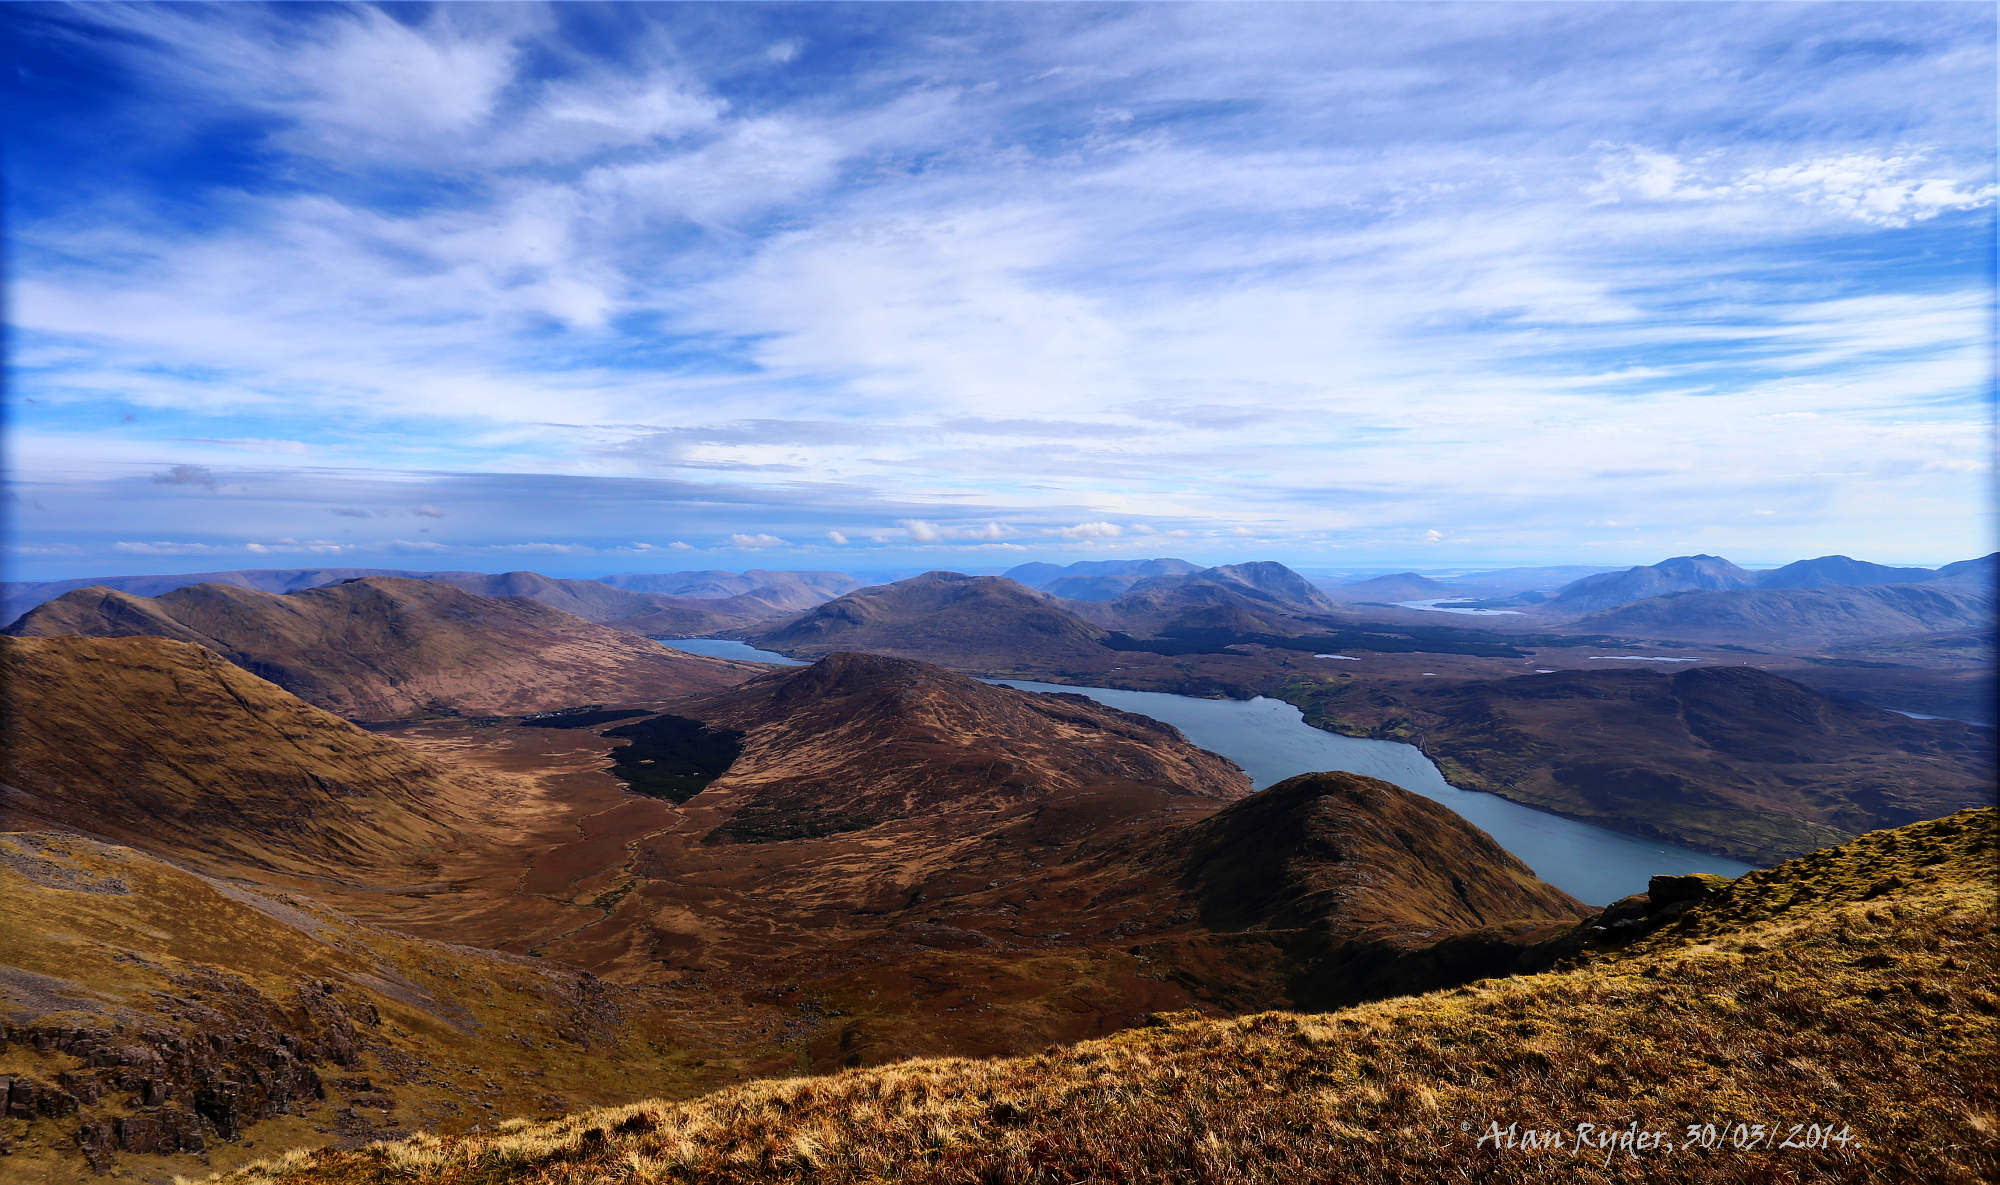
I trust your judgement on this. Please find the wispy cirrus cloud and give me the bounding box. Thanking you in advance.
[5,2,1992,577]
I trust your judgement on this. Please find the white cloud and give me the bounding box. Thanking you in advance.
[10,4,1993,573]
[1591,145,1996,228]
[112,540,232,556]
[727,532,787,548]
[490,541,591,554]
[489,75,724,166]
[246,538,349,554]
[1058,521,1123,539]
[586,116,848,228]
[827,530,849,545]
[284,8,518,147]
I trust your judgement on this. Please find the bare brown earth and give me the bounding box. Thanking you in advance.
[1,636,1588,1181]
[5,577,758,721]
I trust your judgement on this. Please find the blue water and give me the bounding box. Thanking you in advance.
[999,680,1754,905]
[1394,597,1524,617]
[655,638,1756,903]
[1890,708,1995,728]
[658,638,807,665]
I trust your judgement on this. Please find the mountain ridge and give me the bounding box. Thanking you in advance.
[6,577,754,721]
[1572,577,1994,644]
[1,635,477,879]
[1281,663,1995,862]
[756,571,1111,670]
[1004,558,1202,601]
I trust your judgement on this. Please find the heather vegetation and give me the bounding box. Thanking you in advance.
[211,810,1998,1185]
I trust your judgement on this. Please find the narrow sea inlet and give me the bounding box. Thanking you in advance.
[997,680,1754,905]
[659,639,1754,903]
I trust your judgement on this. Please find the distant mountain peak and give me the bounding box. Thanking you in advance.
[756,571,1107,668]
[1005,558,1202,601]
[1544,554,1757,613]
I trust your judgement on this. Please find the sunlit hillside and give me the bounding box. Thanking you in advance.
[215,809,1998,1185]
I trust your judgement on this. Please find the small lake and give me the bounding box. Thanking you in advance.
[1000,680,1753,904]
[658,638,808,665]
[657,639,1756,904]
[1394,597,1524,616]
[1890,708,1995,728]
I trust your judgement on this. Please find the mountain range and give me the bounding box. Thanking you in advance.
[1573,577,1995,645]
[1318,571,1475,602]
[3,640,1592,1176]
[5,577,753,721]
[1537,552,1994,615]
[3,629,1604,1178]
[597,569,859,601]
[1003,557,1203,601]
[4,543,1994,1180]
[758,571,1113,670]
[0,567,863,631]
[1102,560,1343,628]
[754,562,1369,673]
[1283,664,1995,862]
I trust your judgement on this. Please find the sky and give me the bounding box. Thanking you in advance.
[4,1,1995,582]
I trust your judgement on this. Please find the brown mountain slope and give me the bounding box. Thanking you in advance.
[756,572,1111,671]
[6,577,755,721]
[1282,664,1996,862]
[2,642,1593,1179]
[417,570,805,635]
[1,567,442,622]
[0,636,482,880]
[1136,770,1586,1010]
[0,831,796,1185]
[369,654,1581,1022]
[212,810,2000,1185]
[1176,771,1579,936]
[681,652,1247,839]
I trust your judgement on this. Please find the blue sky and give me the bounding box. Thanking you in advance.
[5,1,1995,581]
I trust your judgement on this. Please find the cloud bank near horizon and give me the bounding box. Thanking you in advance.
[6,2,1994,579]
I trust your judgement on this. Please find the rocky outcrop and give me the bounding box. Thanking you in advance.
[2,971,382,1170]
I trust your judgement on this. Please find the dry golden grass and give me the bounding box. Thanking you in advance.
[210,809,1999,1185]
[0,830,787,1184]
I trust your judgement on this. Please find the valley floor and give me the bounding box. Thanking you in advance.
[216,809,1999,1185]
